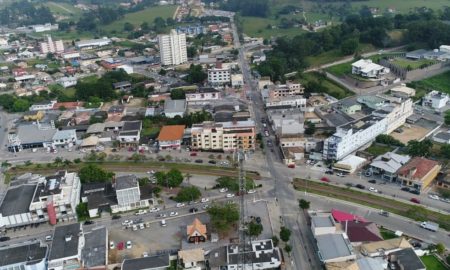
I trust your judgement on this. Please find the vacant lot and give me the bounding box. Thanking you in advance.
[365,144,393,156]
[391,58,436,69]
[43,1,82,20]
[102,6,177,33]
[240,16,305,39]
[390,124,430,144]
[413,70,450,95]
[299,72,353,99]
[326,62,352,77]
[420,255,449,270]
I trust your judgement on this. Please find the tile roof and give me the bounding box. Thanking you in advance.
[345,221,383,243]
[187,218,207,236]
[157,125,185,141]
[397,157,439,180]
[332,209,367,223]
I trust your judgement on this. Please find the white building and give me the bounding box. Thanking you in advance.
[422,90,449,109]
[52,129,77,148]
[185,87,221,104]
[32,23,58,32]
[56,76,77,88]
[311,214,337,236]
[265,96,306,109]
[351,59,390,78]
[29,100,57,111]
[40,35,64,54]
[48,223,84,270]
[316,233,356,263]
[372,97,413,134]
[163,98,186,118]
[111,175,150,213]
[158,29,187,66]
[208,66,231,85]
[226,239,282,270]
[231,74,244,88]
[75,38,111,49]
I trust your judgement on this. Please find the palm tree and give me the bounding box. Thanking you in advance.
[298,199,310,210]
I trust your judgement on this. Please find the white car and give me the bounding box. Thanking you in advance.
[109,241,115,249]
[176,203,185,208]
[169,211,178,217]
[45,235,52,241]
[202,204,209,209]
[122,220,132,226]
[219,188,228,193]
[126,241,132,249]
[139,223,145,230]
[428,194,440,200]
[142,252,149,257]
[368,187,378,193]
[132,225,138,231]
[160,219,167,227]
[135,210,147,215]
[201,198,209,203]
[159,213,167,218]
[247,189,256,194]
[147,170,155,174]
[149,207,160,213]
[226,193,235,198]
[336,173,345,177]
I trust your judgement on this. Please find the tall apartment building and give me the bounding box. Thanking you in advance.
[40,35,64,54]
[158,29,188,66]
[191,120,256,152]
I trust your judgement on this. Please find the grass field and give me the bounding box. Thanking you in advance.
[326,62,352,77]
[413,70,450,95]
[391,58,436,69]
[299,72,353,99]
[379,228,398,240]
[102,6,177,33]
[32,30,95,41]
[420,255,449,270]
[365,144,393,156]
[43,2,82,20]
[240,16,305,39]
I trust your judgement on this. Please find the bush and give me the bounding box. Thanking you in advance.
[375,134,404,147]
[78,164,114,183]
[280,226,291,242]
[175,186,201,202]
[155,169,184,187]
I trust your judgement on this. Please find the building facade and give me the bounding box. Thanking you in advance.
[207,67,231,85]
[158,29,187,66]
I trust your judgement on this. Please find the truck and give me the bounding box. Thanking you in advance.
[420,221,439,232]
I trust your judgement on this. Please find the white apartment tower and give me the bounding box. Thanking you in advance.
[40,35,64,54]
[158,29,188,66]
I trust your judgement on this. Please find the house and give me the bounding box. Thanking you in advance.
[269,110,305,136]
[360,237,412,257]
[390,84,416,98]
[310,213,337,236]
[23,110,45,121]
[369,152,410,181]
[108,105,127,119]
[121,254,170,270]
[258,76,273,90]
[53,102,84,110]
[351,59,390,78]
[344,221,383,245]
[186,87,221,104]
[331,209,367,223]
[52,129,77,148]
[388,248,425,270]
[316,233,356,263]
[187,218,207,243]
[80,135,100,149]
[178,248,205,269]
[30,100,57,111]
[117,121,142,146]
[422,90,449,109]
[81,226,108,269]
[281,146,304,165]
[231,74,244,88]
[113,81,132,91]
[112,174,152,213]
[0,240,48,270]
[56,77,77,88]
[397,157,441,192]
[252,51,266,64]
[163,98,186,118]
[433,131,450,144]
[157,125,185,150]
[405,49,428,60]
[48,223,84,270]
[82,182,117,217]
[338,99,362,115]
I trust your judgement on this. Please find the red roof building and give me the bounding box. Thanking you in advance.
[397,157,441,192]
[344,221,383,244]
[331,209,367,223]
[53,101,84,110]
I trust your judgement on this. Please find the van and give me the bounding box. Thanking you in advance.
[160,219,167,227]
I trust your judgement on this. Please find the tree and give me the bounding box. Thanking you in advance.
[340,38,359,55]
[1,161,10,168]
[440,144,450,159]
[76,202,89,220]
[12,99,29,112]
[73,158,82,164]
[78,164,114,183]
[166,169,183,187]
[185,64,207,84]
[272,236,279,247]
[436,243,445,255]
[445,110,450,125]
[187,46,197,58]
[54,157,63,165]
[446,254,450,265]
[247,221,263,237]
[304,122,316,135]
[63,159,72,166]
[175,186,202,202]
[284,244,292,253]
[207,204,239,233]
[406,139,432,157]
[140,22,150,31]
[280,226,291,242]
[375,134,404,147]
[159,68,167,75]
[123,22,134,31]
[298,199,310,210]
[170,88,186,99]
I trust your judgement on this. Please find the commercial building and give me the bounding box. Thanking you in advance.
[226,239,282,270]
[191,120,256,152]
[163,98,186,118]
[40,35,64,54]
[0,241,48,270]
[111,175,152,213]
[369,152,411,182]
[75,38,111,49]
[157,125,185,150]
[422,90,449,109]
[117,121,142,146]
[315,233,356,263]
[158,29,187,66]
[48,223,83,270]
[333,155,367,174]
[311,213,337,236]
[268,82,304,98]
[208,65,231,85]
[121,254,170,270]
[185,87,221,104]
[231,74,244,88]
[82,226,108,269]
[396,157,441,192]
[351,59,390,78]
[30,100,57,111]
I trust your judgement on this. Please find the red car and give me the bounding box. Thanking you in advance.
[410,198,420,204]
[288,164,295,169]
[190,152,198,156]
[320,177,330,183]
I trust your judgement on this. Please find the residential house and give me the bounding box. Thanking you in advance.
[185,87,221,104]
[113,81,132,91]
[281,147,305,164]
[53,102,84,111]
[23,110,45,121]
[396,157,441,192]
[344,221,383,245]
[388,248,425,270]
[422,90,449,109]
[0,241,48,270]
[331,209,367,223]
[333,155,367,174]
[369,152,411,181]
[30,100,57,111]
[82,182,117,218]
[360,238,412,257]
[258,76,273,90]
[433,131,450,144]
[351,59,390,78]
[316,233,356,263]
[406,49,428,60]
[252,51,266,64]
[118,121,142,146]
[48,223,83,270]
[108,105,127,119]
[178,248,205,269]
[56,77,77,88]
[187,218,207,243]
[121,254,170,270]
[390,84,416,98]
[163,98,186,118]
[338,99,362,115]
[157,125,185,150]
[268,82,304,98]
[231,74,244,88]
[268,110,305,136]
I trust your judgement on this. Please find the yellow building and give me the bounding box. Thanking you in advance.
[397,157,441,192]
[23,110,44,121]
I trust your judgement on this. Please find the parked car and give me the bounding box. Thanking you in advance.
[176,203,185,208]
[126,241,132,249]
[149,207,160,213]
[201,198,209,203]
[202,204,209,209]
[190,152,197,156]
[111,215,121,220]
[226,193,235,198]
[169,211,178,217]
[109,241,115,249]
[320,177,330,183]
[195,159,203,163]
[345,183,354,187]
[45,235,52,241]
[400,187,410,192]
[247,189,256,194]
[410,189,420,195]
[379,210,389,217]
[325,170,333,175]
[355,184,365,189]
[0,236,10,242]
[410,198,420,204]
[189,208,198,213]
[160,219,167,227]
[84,220,94,225]
[428,194,440,200]
[336,172,345,177]
[368,187,378,193]
[158,213,167,218]
[368,179,376,184]
[208,160,217,164]
[288,164,295,169]
[219,188,228,193]
[139,223,145,230]
[135,210,147,215]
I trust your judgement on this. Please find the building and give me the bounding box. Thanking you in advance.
[52,129,77,148]
[158,29,187,66]
[396,157,441,192]
[371,98,413,134]
[316,233,356,263]
[369,152,411,182]
[32,23,58,32]
[422,90,449,109]
[112,174,150,213]
[187,218,207,243]
[178,248,205,269]
[0,241,48,270]
[48,223,83,270]
[265,96,307,109]
[258,77,273,90]
[117,121,142,146]
[268,82,304,98]
[107,105,127,119]
[311,213,337,236]
[433,131,450,144]
[252,51,266,64]
[208,64,231,85]
[390,84,416,98]
[56,77,77,88]
[338,99,362,115]
[121,254,170,270]
[8,123,57,152]
[268,110,305,136]
[351,59,390,78]
[40,35,64,54]
[82,226,108,269]
[226,239,282,270]
[231,74,244,88]
[113,81,132,91]
[333,155,367,174]
[30,100,57,111]
[360,238,412,257]
[157,125,185,150]
[185,87,221,104]
[163,98,186,118]
[345,221,383,245]
[191,120,256,152]
[388,248,425,270]
[23,110,45,121]
[75,38,111,49]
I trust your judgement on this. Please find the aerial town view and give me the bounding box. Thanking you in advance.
[1,0,450,269]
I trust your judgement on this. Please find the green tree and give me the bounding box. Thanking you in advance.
[123,22,134,31]
[304,122,316,135]
[24,160,32,166]
[272,236,279,246]
[207,204,239,233]
[73,158,82,164]
[141,22,150,31]
[1,161,10,168]
[159,68,167,76]
[185,64,207,84]
[175,186,202,202]
[375,134,404,147]
[78,164,114,183]
[340,38,359,55]
[445,110,450,125]
[139,177,149,186]
[12,99,29,112]
[440,144,450,159]
[406,139,433,157]
[247,221,263,236]
[284,244,292,253]
[280,226,291,242]
[63,159,72,166]
[170,88,186,99]
[54,157,63,165]
[187,46,197,58]
[166,169,183,187]
[298,199,310,210]
[436,243,445,255]
[76,202,89,220]
[446,254,450,265]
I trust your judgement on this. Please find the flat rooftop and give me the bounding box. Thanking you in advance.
[122,254,169,270]
[311,215,335,228]
[316,234,354,261]
[82,227,107,268]
[0,241,47,266]
[0,184,37,216]
[49,223,81,260]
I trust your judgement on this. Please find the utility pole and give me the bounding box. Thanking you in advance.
[237,149,249,269]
